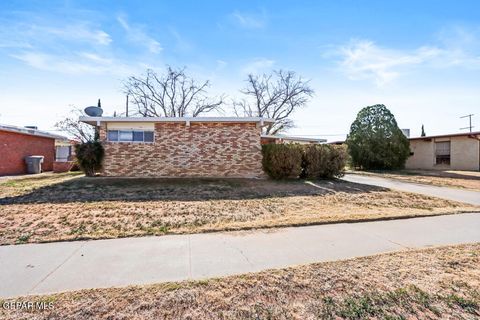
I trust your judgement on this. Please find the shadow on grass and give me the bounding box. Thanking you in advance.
[0,176,389,205]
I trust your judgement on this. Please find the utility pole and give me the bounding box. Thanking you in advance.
[126,94,129,117]
[460,114,474,132]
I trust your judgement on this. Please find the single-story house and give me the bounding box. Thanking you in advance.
[327,140,346,145]
[53,139,77,173]
[80,116,275,177]
[0,124,70,175]
[406,131,480,171]
[261,134,326,144]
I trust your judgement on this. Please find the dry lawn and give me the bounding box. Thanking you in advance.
[353,169,480,191]
[2,243,479,319]
[0,173,478,245]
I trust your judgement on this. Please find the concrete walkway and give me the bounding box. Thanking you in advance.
[342,174,480,206]
[1,212,479,298]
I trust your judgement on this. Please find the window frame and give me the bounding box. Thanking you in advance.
[106,129,155,143]
[107,130,119,142]
[434,141,451,166]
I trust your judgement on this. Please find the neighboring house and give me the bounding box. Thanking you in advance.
[261,134,326,144]
[79,116,274,177]
[0,124,70,175]
[327,140,346,145]
[53,139,77,173]
[407,131,480,171]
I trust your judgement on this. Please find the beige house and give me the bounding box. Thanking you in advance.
[261,134,326,145]
[406,131,480,171]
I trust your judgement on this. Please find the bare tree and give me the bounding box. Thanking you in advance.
[234,70,314,134]
[124,66,224,117]
[55,108,95,143]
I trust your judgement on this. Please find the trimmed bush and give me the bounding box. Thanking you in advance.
[262,144,303,179]
[262,143,347,180]
[74,141,105,177]
[302,144,347,179]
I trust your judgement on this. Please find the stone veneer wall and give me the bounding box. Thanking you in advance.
[99,122,264,177]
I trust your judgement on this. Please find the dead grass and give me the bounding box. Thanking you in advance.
[0,173,478,245]
[353,169,480,191]
[2,243,479,319]
[0,172,83,197]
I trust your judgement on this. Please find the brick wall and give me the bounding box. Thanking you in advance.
[99,122,264,177]
[0,130,55,175]
[53,161,75,173]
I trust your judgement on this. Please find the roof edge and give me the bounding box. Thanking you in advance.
[0,124,68,140]
[80,116,275,126]
[409,131,480,140]
[261,134,327,142]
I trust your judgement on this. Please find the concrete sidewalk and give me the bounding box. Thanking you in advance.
[1,212,479,298]
[342,174,480,205]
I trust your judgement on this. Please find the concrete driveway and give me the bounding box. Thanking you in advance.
[342,174,480,205]
[1,212,479,298]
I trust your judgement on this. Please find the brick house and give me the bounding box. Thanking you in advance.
[0,124,69,175]
[80,117,274,177]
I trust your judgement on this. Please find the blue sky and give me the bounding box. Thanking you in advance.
[0,0,479,141]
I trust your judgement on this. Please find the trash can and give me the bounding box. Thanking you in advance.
[25,156,44,174]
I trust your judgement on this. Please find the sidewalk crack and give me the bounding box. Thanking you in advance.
[28,242,86,294]
[345,224,412,250]
[226,242,254,267]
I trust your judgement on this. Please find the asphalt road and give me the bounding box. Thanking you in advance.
[1,212,479,298]
[342,174,480,205]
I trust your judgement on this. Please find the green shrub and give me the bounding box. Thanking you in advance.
[346,104,410,170]
[328,145,348,177]
[302,144,347,179]
[262,144,303,179]
[262,143,346,180]
[74,141,105,177]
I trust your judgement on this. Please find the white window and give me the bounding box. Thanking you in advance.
[55,146,72,162]
[119,131,133,141]
[107,130,154,143]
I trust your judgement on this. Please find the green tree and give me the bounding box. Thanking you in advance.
[346,104,410,170]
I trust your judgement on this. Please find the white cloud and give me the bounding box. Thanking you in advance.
[230,10,266,29]
[168,27,192,52]
[1,15,161,76]
[0,40,32,49]
[338,40,441,86]
[79,52,113,64]
[11,51,139,76]
[335,27,480,86]
[436,25,479,50]
[117,14,162,53]
[216,59,227,69]
[42,24,112,45]
[241,58,275,75]
[0,22,112,48]
[12,51,98,74]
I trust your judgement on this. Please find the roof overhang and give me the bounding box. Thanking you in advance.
[80,116,275,126]
[409,131,480,141]
[0,124,68,141]
[261,134,327,143]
